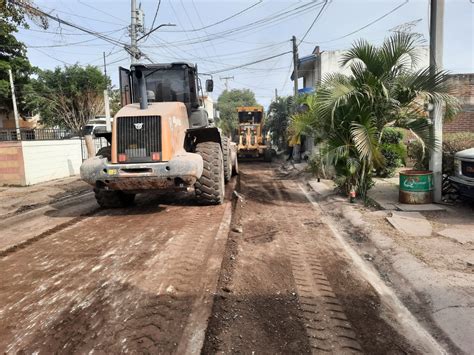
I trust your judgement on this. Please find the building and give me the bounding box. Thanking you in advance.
[0,111,39,130]
[291,45,430,92]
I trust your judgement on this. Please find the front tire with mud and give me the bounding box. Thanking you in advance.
[94,187,136,208]
[194,142,225,205]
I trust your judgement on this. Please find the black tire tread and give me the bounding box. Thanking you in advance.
[195,142,224,205]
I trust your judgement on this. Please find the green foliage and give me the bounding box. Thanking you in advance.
[25,65,109,131]
[216,89,258,135]
[0,0,34,116]
[375,128,407,177]
[296,32,460,200]
[408,132,474,175]
[109,87,121,117]
[266,95,293,149]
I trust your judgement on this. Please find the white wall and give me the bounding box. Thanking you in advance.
[319,46,430,81]
[22,139,83,185]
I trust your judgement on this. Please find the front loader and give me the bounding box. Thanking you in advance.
[80,62,237,207]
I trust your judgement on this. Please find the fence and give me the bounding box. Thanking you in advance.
[0,128,79,141]
[80,136,108,160]
[0,128,109,161]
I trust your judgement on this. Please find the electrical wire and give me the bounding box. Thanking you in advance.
[10,0,128,47]
[157,1,325,48]
[162,0,263,33]
[208,51,292,75]
[298,0,330,46]
[305,0,409,45]
[77,0,128,24]
[143,0,161,42]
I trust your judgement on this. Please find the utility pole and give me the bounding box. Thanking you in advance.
[8,69,21,141]
[274,88,278,101]
[103,52,112,132]
[429,0,445,203]
[220,76,234,91]
[130,0,138,63]
[292,35,299,98]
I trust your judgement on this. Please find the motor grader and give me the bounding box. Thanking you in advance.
[80,63,237,207]
[236,106,272,162]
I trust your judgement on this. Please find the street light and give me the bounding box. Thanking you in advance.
[137,23,176,42]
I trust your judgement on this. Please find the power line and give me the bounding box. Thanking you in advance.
[11,0,128,47]
[143,0,161,42]
[77,0,128,24]
[36,3,126,26]
[298,0,330,45]
[305,0,409,45]
[156,1,325,48]
[208,51,292,75]
[162,0,263,33]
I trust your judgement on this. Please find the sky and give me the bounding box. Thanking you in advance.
[16,0,474,109]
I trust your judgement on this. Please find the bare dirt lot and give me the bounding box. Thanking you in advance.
[0,163,432,353]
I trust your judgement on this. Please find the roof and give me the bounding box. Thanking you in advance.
[130,62,196,70]
[237,106,264,112]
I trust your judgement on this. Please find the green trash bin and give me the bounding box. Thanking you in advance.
[399,170,434,204]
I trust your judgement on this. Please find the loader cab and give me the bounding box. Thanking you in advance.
[119,63,212,119]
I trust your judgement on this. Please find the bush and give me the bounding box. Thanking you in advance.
[407,132,474,174]
[375,128,407,178]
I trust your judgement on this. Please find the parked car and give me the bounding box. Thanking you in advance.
[449,148,474,200]
[82,117,113,137]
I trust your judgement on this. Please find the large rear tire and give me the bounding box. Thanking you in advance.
[222,137,232,183]
[194,142,225,205]
[94,187,135,208]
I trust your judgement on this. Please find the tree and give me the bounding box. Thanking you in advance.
[25,65,109,132]
[303,33,460,199]
[109,87,121,117]
[0,0,45,116]
[266,95,293,149]
[216,89,258,135]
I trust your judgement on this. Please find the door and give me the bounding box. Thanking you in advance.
[119,67,132,106]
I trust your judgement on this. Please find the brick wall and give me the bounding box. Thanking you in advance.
[0,141,26,186]
[444,74,474,134]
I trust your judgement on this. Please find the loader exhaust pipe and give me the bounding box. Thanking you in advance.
[135,67,148,110]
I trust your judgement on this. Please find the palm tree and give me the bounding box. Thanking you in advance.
[266,96,293,150]
[309,32,460,199]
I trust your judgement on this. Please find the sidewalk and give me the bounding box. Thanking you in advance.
[308,177,474,354]
[0,176,89,219]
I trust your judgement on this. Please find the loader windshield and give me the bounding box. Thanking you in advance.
[132,68,190,105]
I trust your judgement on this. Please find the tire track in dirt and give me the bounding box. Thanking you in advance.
[204,163,416,354]
[272,180,363,354]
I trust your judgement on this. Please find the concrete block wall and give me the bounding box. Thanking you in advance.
[21,140,83,185]
[0,141,26,185]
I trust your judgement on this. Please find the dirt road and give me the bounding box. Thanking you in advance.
[0,162,435,353]
[0,188,232,353]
